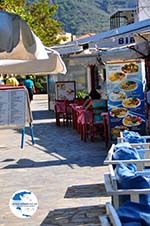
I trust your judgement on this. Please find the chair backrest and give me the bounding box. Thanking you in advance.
[92,99,107,110]
[74,98,84,106]
[117,132,150,168]
[92,99,107,123]
[99,202,122,226]
[118,131,150,144]
[55,100,66,113]
[106,202,122,226]
[104,143,150,171]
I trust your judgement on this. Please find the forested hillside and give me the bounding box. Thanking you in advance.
[51,0,137,35]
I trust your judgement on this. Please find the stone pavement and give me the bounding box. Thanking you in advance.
[0,95,110,226]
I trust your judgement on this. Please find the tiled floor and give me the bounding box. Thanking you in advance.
[0,95,110,226]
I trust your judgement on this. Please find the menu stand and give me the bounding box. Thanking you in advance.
[21,123,35,149]
[0,86,35,149]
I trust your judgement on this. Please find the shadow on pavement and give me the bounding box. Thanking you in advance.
[3,158,74,169]
[40,205,106,226]
[32,110,54,120]
[64,183,107,198]
[1,158,15,162]
[4,110,108,169]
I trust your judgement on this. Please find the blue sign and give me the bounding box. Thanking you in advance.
[106,60,146,140]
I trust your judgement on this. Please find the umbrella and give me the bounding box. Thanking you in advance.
[0,11,66,74]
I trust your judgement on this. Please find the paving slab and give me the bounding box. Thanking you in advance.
[0,95,110,226]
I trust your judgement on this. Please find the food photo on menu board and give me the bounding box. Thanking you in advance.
[55,81,76,101]
[106,61,146,140]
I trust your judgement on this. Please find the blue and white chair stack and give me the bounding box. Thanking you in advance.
[100,131,150,226]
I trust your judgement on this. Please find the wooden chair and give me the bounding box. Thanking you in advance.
[89,106,105,139]
[99,202,122,226]
[64,100,72,125]
[75,99,109,145]
[104,167,150,209]
[118,131,150,144]
[117,133,150,168]
[78,108,109,145]
[77,109,93,142]
[74,98,84,106]
[55,100,65,126]
[88,104,109,145]
[100,201,150,226]
[104,143,150,208]
[104,144,150,171]
[54,100,72,126]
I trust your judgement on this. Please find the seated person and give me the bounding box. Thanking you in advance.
[83,89,101,108]
[83,89,107,122]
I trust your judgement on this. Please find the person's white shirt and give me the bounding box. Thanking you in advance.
[0,79,4,84]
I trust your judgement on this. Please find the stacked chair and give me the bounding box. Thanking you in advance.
[100,130,150,226]
[54,99,72,126]
[100,201,150,226]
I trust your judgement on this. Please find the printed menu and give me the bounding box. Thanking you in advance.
[106,60,146,140]
[55,81,76,101]
[0,88,26,128]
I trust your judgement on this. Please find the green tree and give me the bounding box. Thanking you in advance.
[0,0,63,46]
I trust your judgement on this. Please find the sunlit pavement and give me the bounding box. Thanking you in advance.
[0,94,110,226]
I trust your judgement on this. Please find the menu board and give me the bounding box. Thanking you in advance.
[106,60,146,140]
[55,81,76,100]
[0,88,27,128]
[0,90,9,126]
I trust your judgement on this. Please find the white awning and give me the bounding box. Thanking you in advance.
[50,43,83,55]
[99,46,145,63]
[99,32,150,63]
[65,18,150,50]
[0,11,66,75]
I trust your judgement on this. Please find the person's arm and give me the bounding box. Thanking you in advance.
[85,100,92,110]
[32,81,36,93]
[15,79,19,86]
[83,98,90,107]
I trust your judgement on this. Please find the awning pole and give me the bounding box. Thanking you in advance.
[128,46,146,58]
[136,33,149,42]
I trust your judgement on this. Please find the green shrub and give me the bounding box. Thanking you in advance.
[76,90,88,99]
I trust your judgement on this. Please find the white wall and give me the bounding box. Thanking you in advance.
[138,0,150,21]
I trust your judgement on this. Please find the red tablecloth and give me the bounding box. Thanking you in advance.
[77,109,93,125]
[70,103,109,144]
[55,101,66,113]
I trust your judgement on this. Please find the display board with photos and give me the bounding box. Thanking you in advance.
[106,60,146,140]
[0,86,32,129]
[55,81,76,101]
